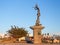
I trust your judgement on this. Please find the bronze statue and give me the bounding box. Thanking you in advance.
[34,4,40,26]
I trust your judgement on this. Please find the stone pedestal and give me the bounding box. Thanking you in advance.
[30,24,44,44]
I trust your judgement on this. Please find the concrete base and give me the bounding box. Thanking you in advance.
[30,25,44,44]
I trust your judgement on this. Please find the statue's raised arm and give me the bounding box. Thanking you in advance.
[34,4,40,16]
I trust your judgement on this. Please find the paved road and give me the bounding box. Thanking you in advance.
[0,43,60,45]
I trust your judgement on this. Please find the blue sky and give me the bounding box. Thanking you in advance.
[0,0,60,35]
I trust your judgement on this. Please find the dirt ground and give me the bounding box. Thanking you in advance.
[0,43,60,45]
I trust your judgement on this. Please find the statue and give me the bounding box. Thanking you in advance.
[34,4,40,26]
[30,4,44,44]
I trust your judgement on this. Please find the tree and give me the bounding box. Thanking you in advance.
[47,33,49,36]
[7,25,28,38]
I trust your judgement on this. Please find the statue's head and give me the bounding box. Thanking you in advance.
[34,4,39,10]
